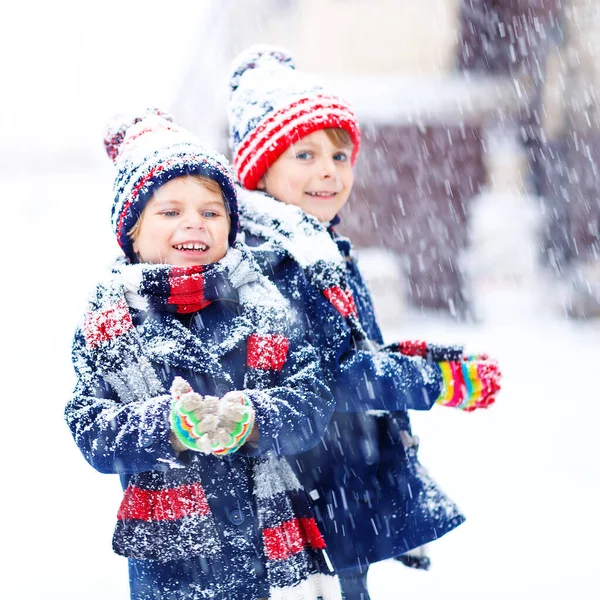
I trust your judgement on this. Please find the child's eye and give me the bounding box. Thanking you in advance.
[295,151,313,160]
[160,210,179,217]
[202,211,220,218]
[333,152,349,162]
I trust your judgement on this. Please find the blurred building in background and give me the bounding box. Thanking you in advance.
[175,0,600,320]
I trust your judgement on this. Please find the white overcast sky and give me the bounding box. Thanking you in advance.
[1,1,207,160]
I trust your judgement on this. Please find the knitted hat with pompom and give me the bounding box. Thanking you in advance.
[105,108,239,261]
[227,45,361,190]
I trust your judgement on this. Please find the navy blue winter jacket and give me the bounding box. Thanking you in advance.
[242,228,465,571]
[66,288,336,600]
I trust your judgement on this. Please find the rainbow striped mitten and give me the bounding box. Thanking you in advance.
[387,340,501,411]
[170,377,255,455]
[436,355,501,411]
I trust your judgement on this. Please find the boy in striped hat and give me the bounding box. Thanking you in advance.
[228,46,501,600]
[65,109,344,600]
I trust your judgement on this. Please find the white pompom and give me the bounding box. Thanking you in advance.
[229,44,295,93]
[104,108,174,163]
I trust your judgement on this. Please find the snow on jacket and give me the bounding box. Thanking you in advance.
[237,189,465,571]
[65,245,340,600]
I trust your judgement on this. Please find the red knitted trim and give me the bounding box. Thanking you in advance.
[263,517,326,561]
[323,286,358,318]
[234,96,355,167]
[117,482,210,522]
[83,299,134,349]
[236,101,357,170]
[246,334,290,371]
[398,340,428,358]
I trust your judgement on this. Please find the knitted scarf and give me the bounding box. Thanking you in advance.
[237,187,369,348]
[81,244,340,600]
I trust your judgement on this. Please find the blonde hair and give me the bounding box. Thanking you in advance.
[323,127,353,149]
[128,175,227,242]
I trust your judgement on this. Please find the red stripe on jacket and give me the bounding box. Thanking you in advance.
[247,334,290,371]
[83,299,134,349]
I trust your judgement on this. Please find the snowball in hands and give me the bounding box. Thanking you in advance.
[170,376,256,455]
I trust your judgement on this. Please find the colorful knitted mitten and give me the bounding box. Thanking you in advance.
[170,377,255,455]
[389,340,502,411]
[437,356,502,410]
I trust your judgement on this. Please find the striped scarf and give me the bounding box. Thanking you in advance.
[81,244,340,599]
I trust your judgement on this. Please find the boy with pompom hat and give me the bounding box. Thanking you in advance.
[65,108,344,600]
[228,45,502,599]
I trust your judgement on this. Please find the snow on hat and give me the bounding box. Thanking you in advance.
[105,108,239,260]
[228,45,361,190]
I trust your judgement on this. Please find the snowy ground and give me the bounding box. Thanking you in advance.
[370,298,600,600]
[1,165,599,599]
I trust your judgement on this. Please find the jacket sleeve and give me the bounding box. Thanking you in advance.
[283,263,443,414]
[328,345,443,412]
[269,257,444,414]
[332,255,443,411]
[239,330,335,458]
[65,329,179,475]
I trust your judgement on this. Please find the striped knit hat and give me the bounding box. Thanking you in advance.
[105,108,239,261]
[228,45,361,190]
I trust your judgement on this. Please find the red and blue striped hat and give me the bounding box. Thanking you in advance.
[228,45,361,190]
[105,109,239,261]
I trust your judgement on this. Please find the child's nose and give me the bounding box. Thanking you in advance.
[318,157,338,178]
[182,212,206,229]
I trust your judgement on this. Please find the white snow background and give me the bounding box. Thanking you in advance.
[1,2,599,599]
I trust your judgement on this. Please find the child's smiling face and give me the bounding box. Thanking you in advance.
[131,176,230,266]
[257,129,354,222]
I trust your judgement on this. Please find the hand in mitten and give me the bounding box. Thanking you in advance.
[436,354,501,411]
[387,340,501,411]
[205,391,257,455]
[169,377,255,455]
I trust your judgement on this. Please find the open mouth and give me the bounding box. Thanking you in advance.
[305,191,338,198]
[173,242,209,252]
